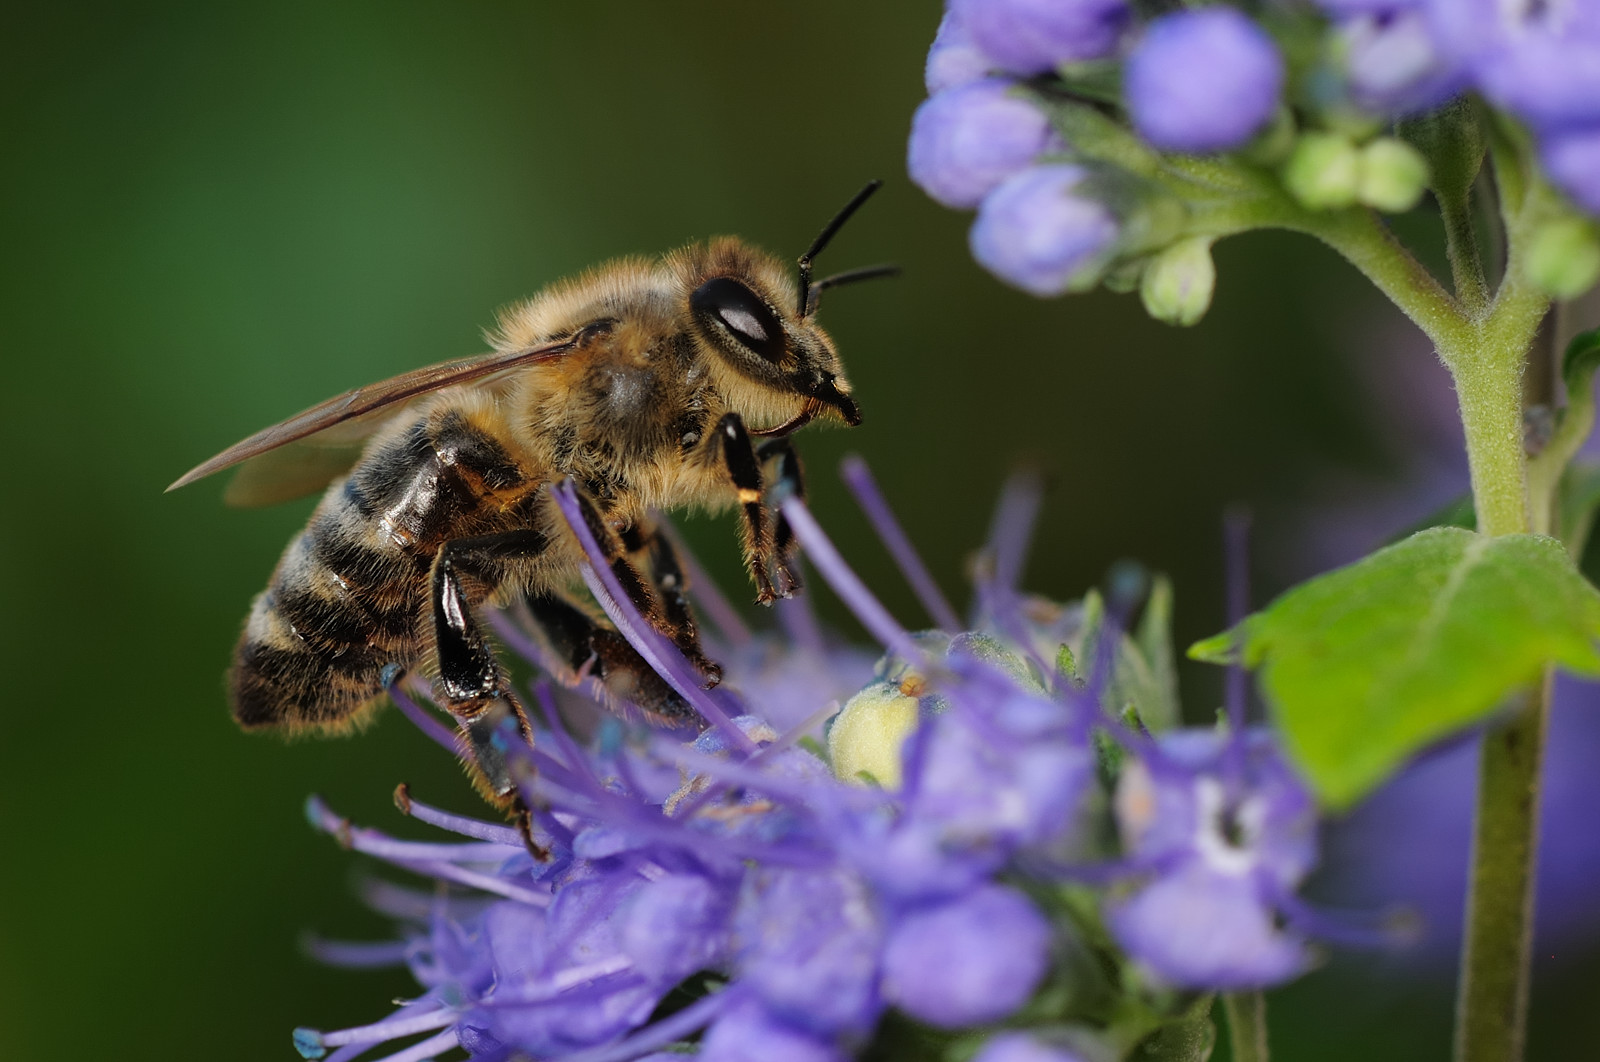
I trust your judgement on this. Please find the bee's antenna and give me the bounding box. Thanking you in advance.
[798,179,883,317]
[805,263,901,316]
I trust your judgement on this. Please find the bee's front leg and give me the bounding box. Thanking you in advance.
[715,412,783,603]
[757,436,805,597]
[429,528,550,812]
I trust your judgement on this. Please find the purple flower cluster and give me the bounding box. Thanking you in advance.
[291,471,1338,1062]
[910,1,1600,304]
[908,3,1285,296]
[1323,0,1600,211]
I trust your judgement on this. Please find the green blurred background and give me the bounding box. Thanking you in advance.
[1,2,1592,1059]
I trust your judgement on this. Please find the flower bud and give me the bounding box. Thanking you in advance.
[828,682,919,788]
[881,885,1052,1027]
[952,0,1129,75]
[1525,218,1600,300]
[969,164,1120,296]
[1139,236,1216,326]
[907,79,1059,209]
[925,9,992,94]
[1124,8,1284,153]
[1357,137,1429,213]
[1283,132,1361,210]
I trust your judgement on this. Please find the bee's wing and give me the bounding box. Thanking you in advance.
[167,336,585,500]
[218,425,382,508]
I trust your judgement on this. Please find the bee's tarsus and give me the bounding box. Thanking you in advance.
[511,798,550,862]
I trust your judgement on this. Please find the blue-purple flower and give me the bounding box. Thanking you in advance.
[1108,729,1318,989]
[1315,0,1600,211]
[1124,9,1285,153]
[289,469,1345,1061]
[881,884,1052,1027]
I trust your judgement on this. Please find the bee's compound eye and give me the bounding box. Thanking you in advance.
[691,276,786,363]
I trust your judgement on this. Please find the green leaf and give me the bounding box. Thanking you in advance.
[1190,527,1600,808]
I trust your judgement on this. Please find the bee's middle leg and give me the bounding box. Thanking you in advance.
[570,491,721,688]
[620,520,721,685]
[430,528,551,804]
[523,590,699,723]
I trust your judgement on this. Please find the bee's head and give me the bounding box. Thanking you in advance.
[681,182,893,437]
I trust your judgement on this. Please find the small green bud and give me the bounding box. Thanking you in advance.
[1283,133,1361,210]
[1139,237,1216,327]
[1101,259,1145,294]
[1526,218,1600,299]
[1357,138,1429,213]
[1398,98,1484,202]
[1056,643,1080,683]
[828,682,919,789]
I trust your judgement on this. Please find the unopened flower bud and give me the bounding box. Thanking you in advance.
[953,0,1130,75]
[1124,8,1284,154]
[925,10,992,94]
[829,681,919,788]
[1357,137,1429,213]
[1526,218,1600,299]
[1139,236,1216,326]
[969,164,1120,296]
[908,79,1059,210]
[1283,132,1360,210]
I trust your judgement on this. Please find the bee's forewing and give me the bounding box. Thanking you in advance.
[166,337,582,496]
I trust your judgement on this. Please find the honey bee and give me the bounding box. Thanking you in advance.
[170,182,890,816]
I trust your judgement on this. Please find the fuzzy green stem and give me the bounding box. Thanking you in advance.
[1444,320,1535,537]
[1455,680,1549,1062]
[1441,185,1491,311]
[1222,993,1269,1062]
[1447,142,1555,1062]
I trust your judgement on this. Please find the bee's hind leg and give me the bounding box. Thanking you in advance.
[522,591,700,724]
[429,529,551,815]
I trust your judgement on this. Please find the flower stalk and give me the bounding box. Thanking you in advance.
[1222,992,1269,1062]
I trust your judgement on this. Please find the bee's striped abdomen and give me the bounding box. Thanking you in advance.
[229,406,532,732]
